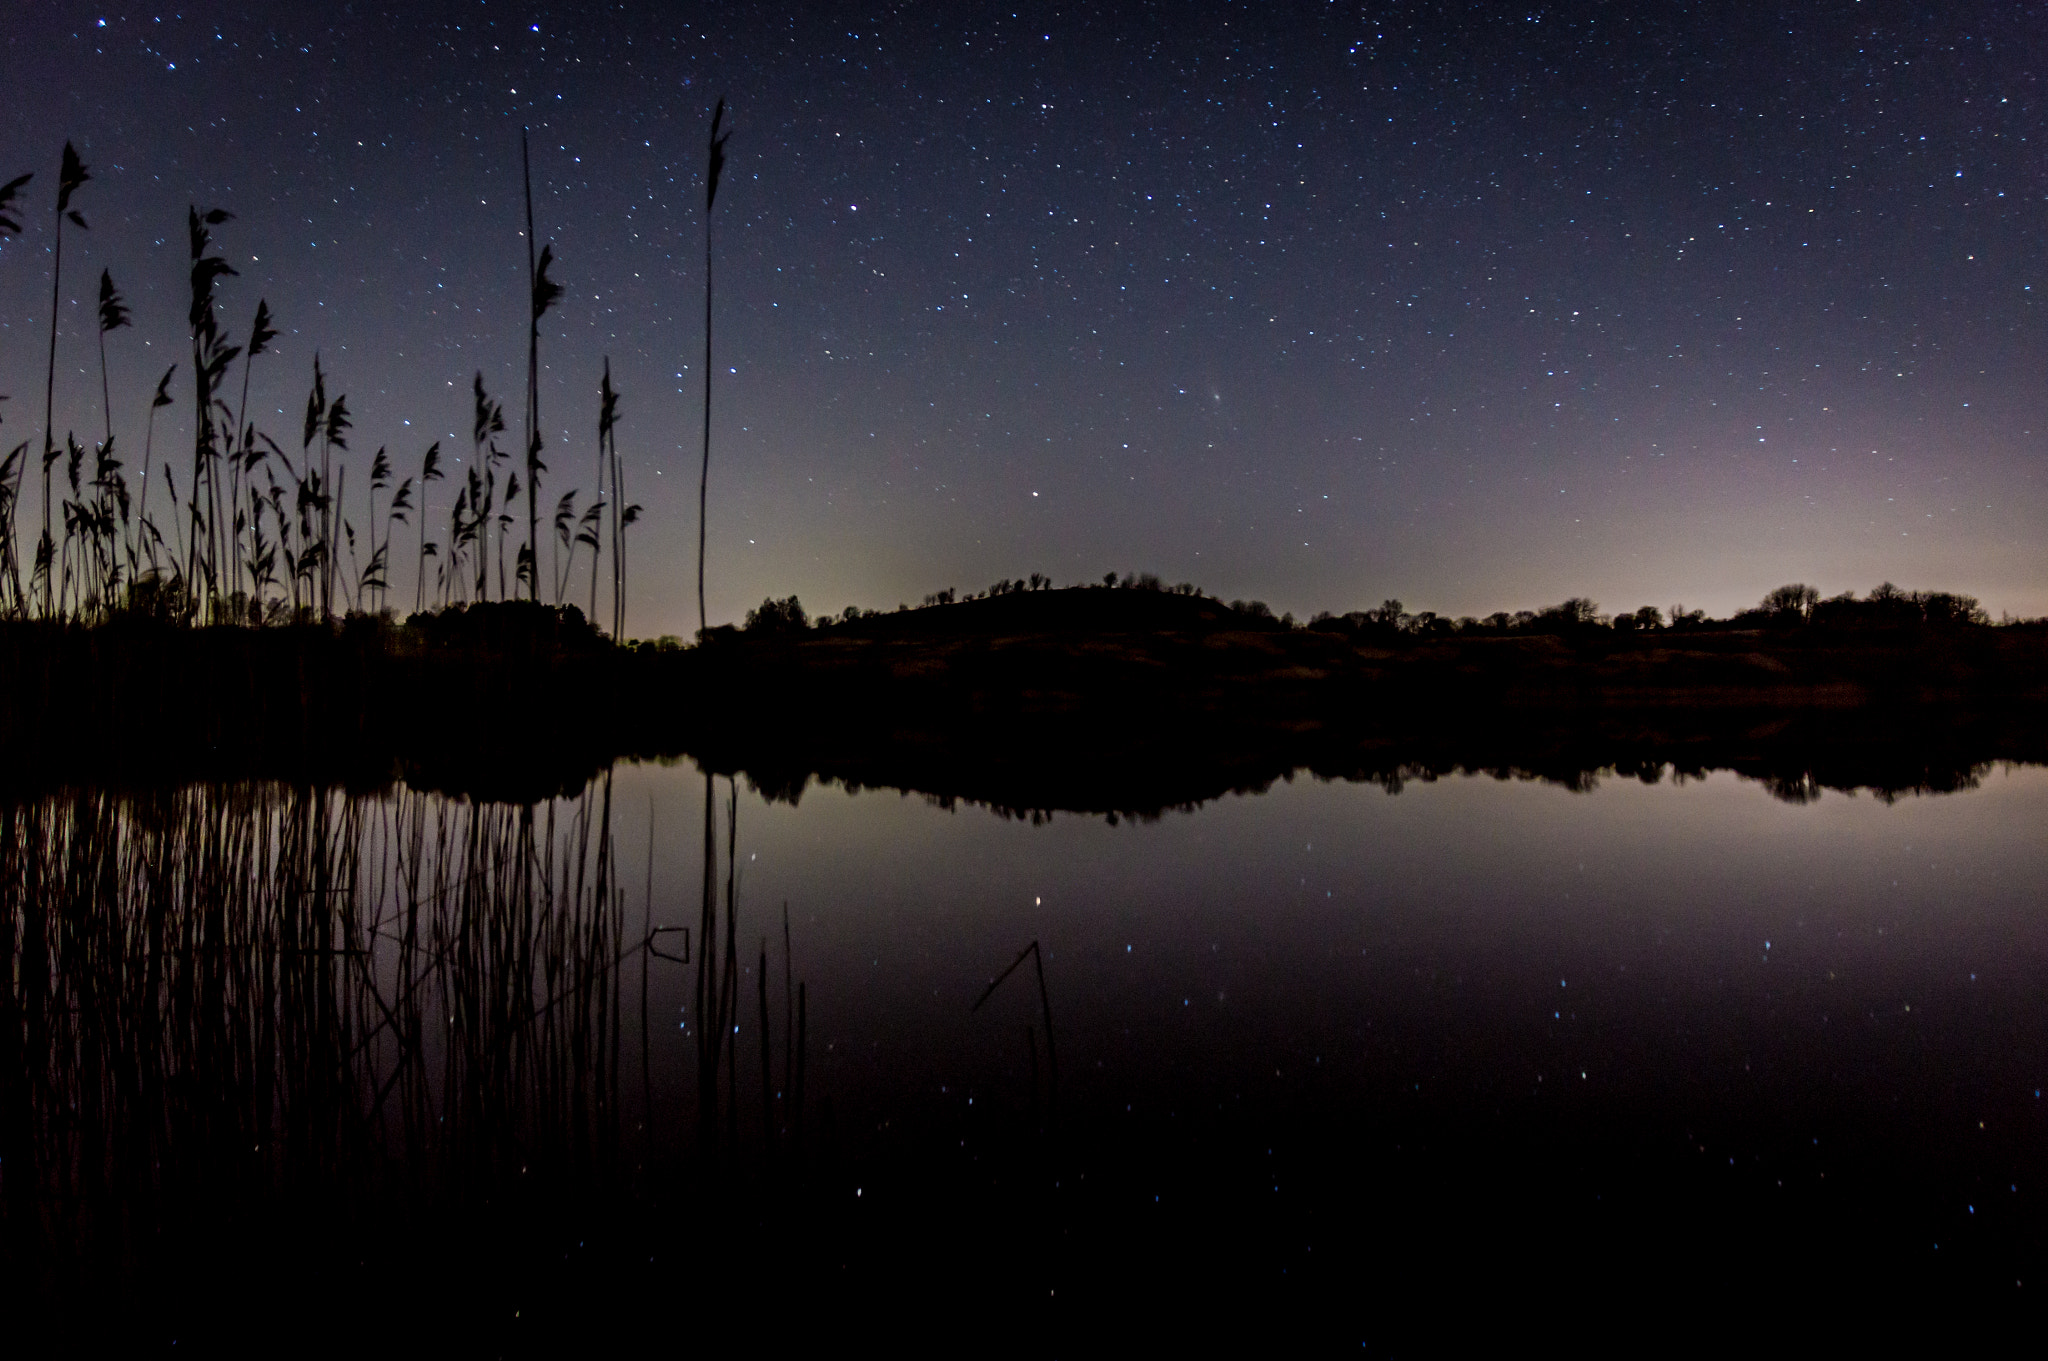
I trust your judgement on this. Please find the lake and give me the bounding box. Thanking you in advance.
[6,756,2045,1350]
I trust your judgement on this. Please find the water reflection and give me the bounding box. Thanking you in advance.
[5,758,2046,1346]
[702,707,2042,818]
[0,777,688,1347]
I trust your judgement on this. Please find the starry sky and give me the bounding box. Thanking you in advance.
[2,0,2042,633]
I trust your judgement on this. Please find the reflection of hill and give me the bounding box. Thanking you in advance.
[1,593,2043,805]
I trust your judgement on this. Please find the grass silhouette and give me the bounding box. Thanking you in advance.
[0,137,650,636]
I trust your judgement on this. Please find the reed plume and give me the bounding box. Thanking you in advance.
[226,299,276,604]
[321,390,351,616]
[551,489,577,605]
[414,440,442,615]
[94,270,129,449]
[0,171,29,238]
[185,205,240,616]
[470,373,506,601]
[133,365,174,576]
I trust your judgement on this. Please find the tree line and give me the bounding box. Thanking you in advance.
[733,575,2023,640]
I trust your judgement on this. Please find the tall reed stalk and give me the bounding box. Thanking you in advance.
[133,365,174,578]
[414,441,442,616]
[469,374,506,603]
[226,300,276,606]
[697,99,730,638]
[590,362,615,619]
[520,130,564,603]
[0,170,30,611]
[94,270,128,450]
[41,144,90,616]
[185,206,239,617]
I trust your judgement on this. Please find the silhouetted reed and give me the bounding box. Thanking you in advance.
[0,138,653,639]
[522,127,563,604]
[697,98,730,637]
[38,144,91,618]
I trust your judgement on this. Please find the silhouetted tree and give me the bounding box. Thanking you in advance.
[744,595,808,633]
[1761,583,1819,621]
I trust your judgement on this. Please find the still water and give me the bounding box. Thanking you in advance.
[8,759,2047,1349]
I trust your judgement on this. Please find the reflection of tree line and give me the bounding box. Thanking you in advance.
[714,711,2037,822]
[0,774,809,1317]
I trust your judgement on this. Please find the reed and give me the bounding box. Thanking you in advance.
[320,381,351,616]
[40,144,90,617]
[0,138,681,634]
[758,936,773,1159]
[598,361,642,640]
[131,365,174,579]
[225,299,277,606]
[185,206,240,616]
[782,901,793,1141]
[722,779,739,1149]
[94,270,128,450]
[374,447,414,618]
[521,128,563,604]
[697,99,730,638]
[469,373,506,604]
[414,441,442,616]
[0,172,27,611]
[590,361,615,618]
[695,772,716,1136]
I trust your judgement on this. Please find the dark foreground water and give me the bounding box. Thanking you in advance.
[5,759,2047,1352]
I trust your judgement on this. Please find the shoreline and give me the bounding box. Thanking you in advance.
[0,592,2042,807]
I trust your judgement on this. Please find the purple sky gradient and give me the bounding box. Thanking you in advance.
[2,0,2041,632]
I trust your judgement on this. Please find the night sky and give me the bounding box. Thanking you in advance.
[3,1,2042,634]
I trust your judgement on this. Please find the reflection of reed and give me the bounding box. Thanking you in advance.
[686,775,807,1161]
[0,776,638,1294]
[974,940,1058,1131]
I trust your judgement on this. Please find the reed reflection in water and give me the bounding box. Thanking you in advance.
[0,773,761,1341]
[9,756,2046,1348]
